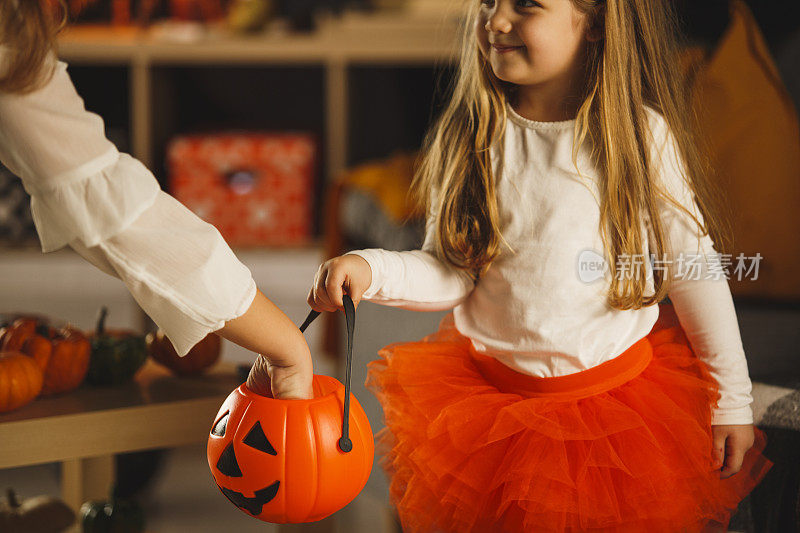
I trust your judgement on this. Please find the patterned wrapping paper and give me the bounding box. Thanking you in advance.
[167,132,316,247]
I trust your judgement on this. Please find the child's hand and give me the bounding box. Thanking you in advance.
[308,254,372,312]
[711,424,756,479]
[216,289,314,400]
[247,354,313,400]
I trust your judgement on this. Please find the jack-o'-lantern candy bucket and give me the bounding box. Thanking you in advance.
[207,296,374,523]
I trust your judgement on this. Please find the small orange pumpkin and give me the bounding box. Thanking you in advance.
[0,318,37,352]
[0,317,90,395]
[44,327,90,395]
[147,330,221,376]
[0,352,43,413]
[21,335,52,373]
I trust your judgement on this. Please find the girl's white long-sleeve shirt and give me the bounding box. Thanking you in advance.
[0,52,257,356]
[349,102,755,426]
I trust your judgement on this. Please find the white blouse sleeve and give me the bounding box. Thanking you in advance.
[68,192,257,356]
[0,52,257,356]
[650,112,755,426]
[0,55,160,252]
[345,197,475,311]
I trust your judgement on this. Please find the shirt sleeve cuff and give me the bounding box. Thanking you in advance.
[711,405,754,426]
[165,275,258,357]
[344,249,383,299]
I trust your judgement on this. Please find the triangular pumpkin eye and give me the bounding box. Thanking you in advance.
[243,421,277,455]
[216,443,243,477]
[211,411,229,437]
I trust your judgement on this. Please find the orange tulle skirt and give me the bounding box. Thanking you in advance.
[364,303,774,532]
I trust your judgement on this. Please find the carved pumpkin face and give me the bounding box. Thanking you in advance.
[211,413,280,515]
[207,376,374,524]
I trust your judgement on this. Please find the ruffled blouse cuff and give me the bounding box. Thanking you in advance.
[167,276,258,357]
[28,148,160,253]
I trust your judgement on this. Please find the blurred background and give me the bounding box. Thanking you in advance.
[0,0,798,532]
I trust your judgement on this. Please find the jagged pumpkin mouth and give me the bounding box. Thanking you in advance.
[216,480,280,515]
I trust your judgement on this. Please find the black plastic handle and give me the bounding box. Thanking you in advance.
[298,295,356,454]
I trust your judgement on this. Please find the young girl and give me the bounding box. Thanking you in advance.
[308,0,774,530]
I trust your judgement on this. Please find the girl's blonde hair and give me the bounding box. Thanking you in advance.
[412,0,733,310]
[0,0,67,94]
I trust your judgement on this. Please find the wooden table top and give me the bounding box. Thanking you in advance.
[0,360,244,469]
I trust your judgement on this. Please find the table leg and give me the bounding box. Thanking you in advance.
[62,455,115,532]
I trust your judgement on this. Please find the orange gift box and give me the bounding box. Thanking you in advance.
[167,132,316,246]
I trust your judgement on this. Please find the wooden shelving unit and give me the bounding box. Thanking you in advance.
[57,11,461,186]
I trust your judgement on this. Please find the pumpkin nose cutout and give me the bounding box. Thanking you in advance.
[243,421,277,455]
[217,443,243,477]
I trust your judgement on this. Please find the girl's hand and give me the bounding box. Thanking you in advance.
[308,254,372,312]
[711,424,756,479]
[247,354,313,400]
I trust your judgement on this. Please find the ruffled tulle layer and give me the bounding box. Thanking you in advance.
[365,303,773,533]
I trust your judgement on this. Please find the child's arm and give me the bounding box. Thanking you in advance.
[660,186,755,427]
[309,201,476,312]
[344,247,476,311]
[652,114,754,426]
[0,53,313,400]
[0,56,262,358]
[668,277,755,426]
[65,192,292,359]
[345,197,476,311]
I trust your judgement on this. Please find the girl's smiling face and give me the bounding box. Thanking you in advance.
[476,0,592,90]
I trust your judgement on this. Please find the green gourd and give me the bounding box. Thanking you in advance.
[86,307,147,386]
[80,488,145,533]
